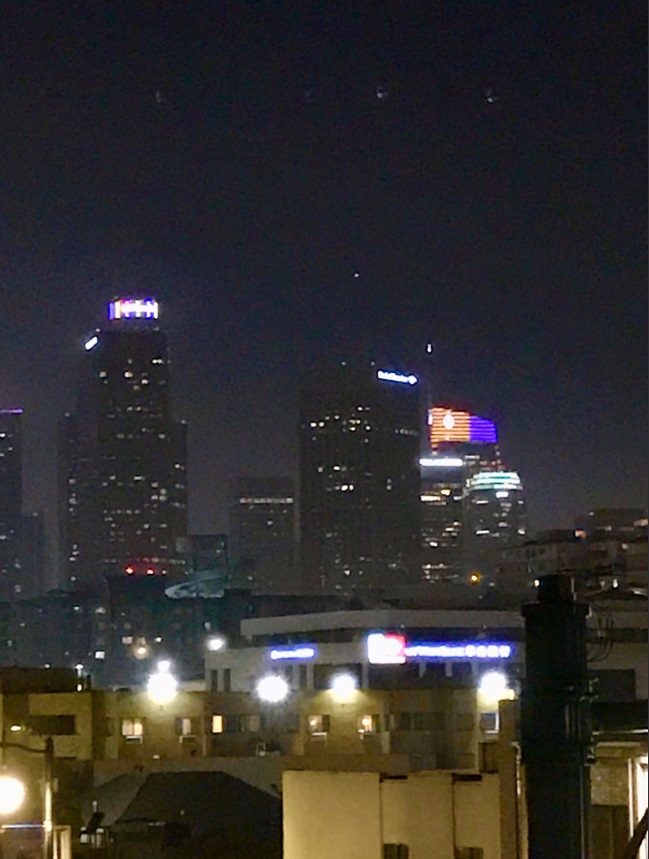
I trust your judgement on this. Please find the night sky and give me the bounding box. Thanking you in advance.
[1,1,646,563]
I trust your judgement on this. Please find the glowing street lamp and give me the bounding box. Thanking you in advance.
[0,735,55,859]
[256,675,290,703]
[329,672,358,700]
[147,661,178,705]
[0,775,26,814]
[206,634,226,652]
[478,670,515,711]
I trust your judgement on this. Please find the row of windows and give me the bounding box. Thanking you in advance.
[118,711,469,738]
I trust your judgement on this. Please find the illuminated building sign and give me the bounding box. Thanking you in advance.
[405,643,513,660]
[429,407,497,448]
[367,632,407,664]
[377,370,418,386]
[84,335,99,351]
[467,471,522,492]
[367,633,513,663]
[270,646,316,661]
[108,298,159,320]
[419,456,464,468]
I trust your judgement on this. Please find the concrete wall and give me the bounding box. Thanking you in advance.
[283,769,501,859]
[283,771,382,859]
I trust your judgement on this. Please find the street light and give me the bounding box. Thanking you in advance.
[0,736,54,859]
[329,672,358,700]
[479,670,510,699]
[0,776,26,814]
[147,661,178,705]
[206,634,226,652]
[256,675,290,703]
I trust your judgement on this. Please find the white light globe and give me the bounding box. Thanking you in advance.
[256,675,290,703]
[330,673,358,697]
[147,670,178,705]
[479,671,509,698]
[0,776,26,815]
[206,635,226,652]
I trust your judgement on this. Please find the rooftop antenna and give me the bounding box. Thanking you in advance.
[424,341,434,452]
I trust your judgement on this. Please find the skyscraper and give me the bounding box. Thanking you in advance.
[428,406,501,474]
[420,407,526,585]
[0,410,23,600]
[228,477,296,592]
[419,456,465,583]
[463,470,527,581]
[299,364,421,593]
[59,298,188,590]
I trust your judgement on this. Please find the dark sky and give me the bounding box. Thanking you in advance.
[0,1,646,555]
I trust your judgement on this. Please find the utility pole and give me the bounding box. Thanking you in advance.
[521,574,594,859]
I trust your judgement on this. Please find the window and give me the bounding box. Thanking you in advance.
[121,718,144,739]
[211,714,260,734]
[358,714,380,734]
[479,712,498,732]
[307,715,330,734]
[299,664,308,689]
[384,846,409,859]
[241,715,261,733]
[223,669,231,692]
[175,717,198,737]
[391,713,412,731]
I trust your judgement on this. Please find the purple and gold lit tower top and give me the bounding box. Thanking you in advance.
[429,407,497,449]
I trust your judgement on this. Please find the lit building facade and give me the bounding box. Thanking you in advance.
[0,410,23,600]
[419,457,465,583]
[464,471,527,581]
[59,298,188,590]
[421,407,526,585]
[299,365,421,593]
[228,477,296,593]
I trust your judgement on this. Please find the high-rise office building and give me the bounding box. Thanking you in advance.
[420,407,526,585]
[299,364,421,593]
[0,410,23,600]
[19,511,46,598]
[229,477,296,593]
[428,407,501,474]
[419,456,465,583]
[59,298,188,590]
[464,470,527,581]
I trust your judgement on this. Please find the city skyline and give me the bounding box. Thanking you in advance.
[0,1,645,557]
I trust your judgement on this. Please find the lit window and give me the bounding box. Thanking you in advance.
[211,715,224,734]
[121,718,144,738]
[358,715,379,734]
[175,717,196,737]
[307,714,330,734]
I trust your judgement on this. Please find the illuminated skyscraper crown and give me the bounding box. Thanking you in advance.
[429,407,497,449]
[108,298,159,320]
